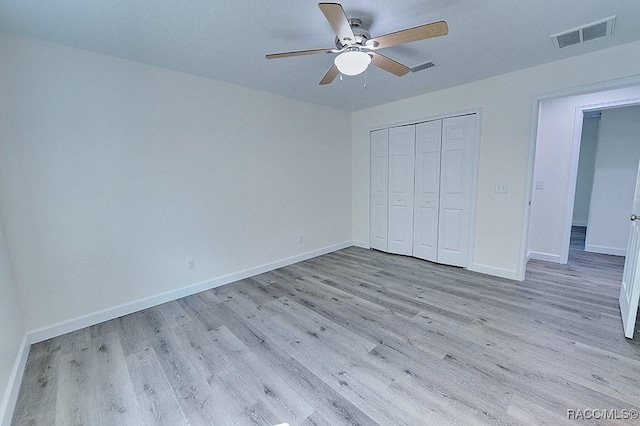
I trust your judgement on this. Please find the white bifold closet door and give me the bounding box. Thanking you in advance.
[370,129,389,252]
[437,115,475,267]
[413,120,442,262]
[370,114,476,267]
[413,115,476,267]
[387,125,415,256]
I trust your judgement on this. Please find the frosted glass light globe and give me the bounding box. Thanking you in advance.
[334,50,371,76]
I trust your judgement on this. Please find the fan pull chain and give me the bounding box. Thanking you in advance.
[364,69,367,88]
[340,73,343,81]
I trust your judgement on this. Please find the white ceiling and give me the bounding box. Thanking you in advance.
[1,1,640,111]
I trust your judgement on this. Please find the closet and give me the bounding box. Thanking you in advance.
[370,114,477,268]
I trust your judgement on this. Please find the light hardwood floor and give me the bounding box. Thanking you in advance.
[12,229,640,425]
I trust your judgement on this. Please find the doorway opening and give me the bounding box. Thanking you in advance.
[568,110,599,261]
[569,106,640,264]
[526,85,640,270]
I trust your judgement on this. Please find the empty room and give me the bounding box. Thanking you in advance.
[2,1,640,425]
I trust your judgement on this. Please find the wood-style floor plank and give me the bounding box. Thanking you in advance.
[125,345,190,426]
[12,227,640,425]
[55,332,147,426]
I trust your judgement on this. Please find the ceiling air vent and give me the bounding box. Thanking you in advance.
[411,61,435,73]
[551,16,615,49]
[556,31,581,49]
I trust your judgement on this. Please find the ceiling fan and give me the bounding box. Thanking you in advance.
[265,2,448,85]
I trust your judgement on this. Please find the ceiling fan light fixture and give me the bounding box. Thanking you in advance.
[266,3,449,85]
[334,49,371,76]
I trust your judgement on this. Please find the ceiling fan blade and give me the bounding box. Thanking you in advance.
[319,3,356,44]
[370,52,411,76]
[369,21,448,50]
[319,64,339,85]
[266,48,335,59]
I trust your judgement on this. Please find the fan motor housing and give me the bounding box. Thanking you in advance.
[335,18,371,49]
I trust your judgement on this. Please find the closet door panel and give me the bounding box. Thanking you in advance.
[370,129,389,251]
[443,150,465,194]
[413,120,442,262]
[440,207,463,251]
[388,125,415,255]
[438,115,476,267]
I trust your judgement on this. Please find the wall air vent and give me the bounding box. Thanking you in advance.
[411,61,435,73]
[551,16,615,49]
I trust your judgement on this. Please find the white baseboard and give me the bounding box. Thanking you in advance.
[469,263,520,281]
[28,241,354,344]
[572,221,587,227]
[584,244,626,257]
[352,240,370,249]
[0,335,29,426]
[527,251,562,263]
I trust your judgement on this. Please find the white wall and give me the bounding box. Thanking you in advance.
[586,106,640,255]
[0,214,25,425]
[528,86,640,263]
[353,40,640,280]
[0,33,352,333]
[572,116,600,227]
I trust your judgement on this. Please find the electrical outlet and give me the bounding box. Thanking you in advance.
[186,258,195,270]
[298,235,304,244]
[536,179,544,190]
